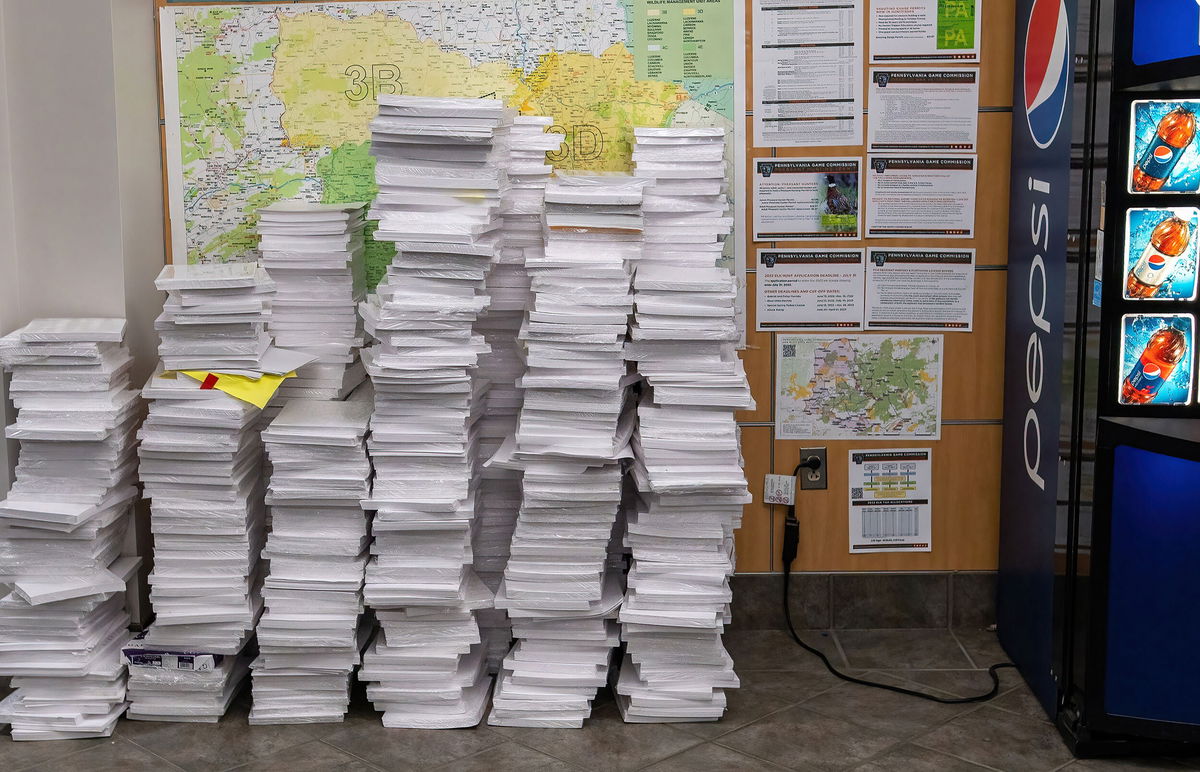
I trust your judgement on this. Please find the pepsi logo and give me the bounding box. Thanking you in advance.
[1154,145,1175,162]
[1143,363,1162,380]
[1148,254,1168,269]
[1023,0,1071,150]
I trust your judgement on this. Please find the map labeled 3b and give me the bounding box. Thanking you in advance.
[160,0,736,284]
[776,335,943,440]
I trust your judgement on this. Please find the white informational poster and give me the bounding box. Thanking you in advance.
[752,0,863,147]
[776,334,943,440]
[848,449,933,553]
[867,69,979,153]
[757,249,865,331]
[869,0,981,63]
[865,248,975,331]
[865,155,977,238]
[753,157,861,241]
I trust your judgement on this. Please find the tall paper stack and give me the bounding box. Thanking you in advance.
[617,128,754,723]
[249,397,372,724]
[126,264,277,722]
[633,127,732,270]
[256,202,369,413]
[487,174,647,728]
[472,116,564,673]
[0,319,142,741]
[356,95,511,729]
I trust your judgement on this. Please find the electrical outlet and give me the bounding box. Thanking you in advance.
[799,447,827,490]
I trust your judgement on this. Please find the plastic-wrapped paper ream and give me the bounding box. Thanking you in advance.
[0,319,142,741]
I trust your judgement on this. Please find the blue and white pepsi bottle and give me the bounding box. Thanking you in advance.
[1132,107,1196,192]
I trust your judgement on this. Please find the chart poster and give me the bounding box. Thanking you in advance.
[752,0,863,147]
[753,158,860,241]
[865,155,976,238]
[869,0,981,63]
[775,334,943,440]
[867,69,979,153]
[1128,100,1200,194]
[848,448,933,553]
[865,248,975,331]
[156,0,745,293]
[757,249,865,331]
[1123,208,1200,301]
[1118,314,1195,406]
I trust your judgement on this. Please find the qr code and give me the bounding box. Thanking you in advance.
[851,487,864,498]
[782,344,796,357]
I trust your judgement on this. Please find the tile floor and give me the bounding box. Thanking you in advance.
[1,628,1194,771]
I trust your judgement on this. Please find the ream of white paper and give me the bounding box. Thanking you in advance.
[864,248,975,331]
[867,69,979,153]
[752,0,863,147]
[753,158,861,241]
[869,0,981,63]
[756,249,865,331]
[848,449,932,553]
[864,155,977,239]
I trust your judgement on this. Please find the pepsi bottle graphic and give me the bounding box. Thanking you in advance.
[1121,325,1188,404]
[1131,106,1197,192]
[1127,214,1191,298]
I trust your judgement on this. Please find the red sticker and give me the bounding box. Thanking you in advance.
[200,373,219,390]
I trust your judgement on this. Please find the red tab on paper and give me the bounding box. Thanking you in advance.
[200,373,219,390]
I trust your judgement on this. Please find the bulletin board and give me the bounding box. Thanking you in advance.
[734,0,1015,572]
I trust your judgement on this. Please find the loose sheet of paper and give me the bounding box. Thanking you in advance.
[757,249,865,331]
[865,155,977,238]
[869,0,981,63]
[867,69,979,153]
[752,0,863,147]
[865,248,975,331]
[848,448,932,553]
[753,157,861,241]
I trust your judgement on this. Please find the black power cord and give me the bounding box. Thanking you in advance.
[780,458,1015,705]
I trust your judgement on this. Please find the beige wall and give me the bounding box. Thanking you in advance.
[0,0,165,483]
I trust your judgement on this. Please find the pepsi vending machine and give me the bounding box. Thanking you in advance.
[1000,0,1200,756]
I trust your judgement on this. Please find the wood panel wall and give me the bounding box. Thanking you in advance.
[734,0,1016,572]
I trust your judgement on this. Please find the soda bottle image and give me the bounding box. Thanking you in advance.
[1131,106,1197,192]
[1121,325,1189,404]
[1126,214,1191,298]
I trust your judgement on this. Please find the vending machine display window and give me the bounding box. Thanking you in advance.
[1118,314,1194,406]
[1128,100,1200,193]
[1122,208,1200,301]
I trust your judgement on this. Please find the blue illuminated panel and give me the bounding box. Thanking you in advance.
[1133,0,1200,65]
[1105,444,1200,726]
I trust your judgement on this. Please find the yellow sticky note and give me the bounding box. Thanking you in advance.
[178,370,295,409]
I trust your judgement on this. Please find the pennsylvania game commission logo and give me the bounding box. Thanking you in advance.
[1023,0,1071,150]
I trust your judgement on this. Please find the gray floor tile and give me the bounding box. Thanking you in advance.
[914,706,1074,771]
[24,737,183,772]
[322,718,505,771]
[224,740,382,772]
[643,742,786,771]
[485,703,701,772]
[851,743,998,771]
[838,630,974,670]
[1060,758,1188,770]
[677,669,842,740]
[731,573,831,630]
[952,628,1011,669]
[725,629,845,671]
[990,681,1053,722]
[874,668,1024,700]
[116,701,340,772]
[435,741,577,771]
[0,733,112,772]
[799,672,972,739]
[717,704,900,771]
